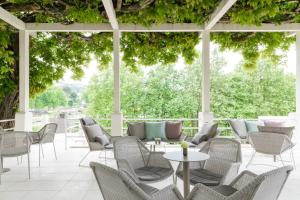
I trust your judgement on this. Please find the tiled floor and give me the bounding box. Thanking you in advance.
[0,134,299,200]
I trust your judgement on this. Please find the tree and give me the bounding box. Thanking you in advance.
[30,86,68,109]
[0,0,298,120]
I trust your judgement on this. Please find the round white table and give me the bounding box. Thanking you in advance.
[163,151,210,198]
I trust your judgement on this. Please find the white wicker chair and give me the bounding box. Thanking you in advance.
[186,165,293,200]
[114,136,174,183]
[176,138,242,186]
[247,132,295,168]
[90,162,183,200]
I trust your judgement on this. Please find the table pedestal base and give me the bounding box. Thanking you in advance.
[183,162,190,198]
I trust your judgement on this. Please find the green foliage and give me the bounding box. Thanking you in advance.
[30,86,67,109]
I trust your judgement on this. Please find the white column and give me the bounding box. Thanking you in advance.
[15,30,32,131]
[198,31,213,128]
[111,30,123,136]
[295,32,300,137]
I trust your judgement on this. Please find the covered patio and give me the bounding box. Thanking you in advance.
[0,0,300,199]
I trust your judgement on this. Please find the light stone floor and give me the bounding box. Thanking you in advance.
[0,134,299,200]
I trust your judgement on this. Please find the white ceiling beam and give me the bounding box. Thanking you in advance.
[25,23,112,32]
[211,23,300,32]
[102,0,119,29]
[205,0,237,30]
[0,7,25,30]
[119,23,204,32]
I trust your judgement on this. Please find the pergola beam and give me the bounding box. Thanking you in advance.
[212,23,300,32]
[205,0,237,30]
[119,23,204,32]
[26,23,112,32]
[102,0,119,29]
[0,7,25,30]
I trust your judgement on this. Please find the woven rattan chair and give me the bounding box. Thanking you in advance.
[31,123,58,166]
[90,162,183,200]
[186,165,293,200]
[0,131,31,183]
[176,138,242,186]
[247,132,295,168]
[114,136,174,183]
[79,117,115,166]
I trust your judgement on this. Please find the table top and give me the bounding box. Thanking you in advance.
[163,151,209,162]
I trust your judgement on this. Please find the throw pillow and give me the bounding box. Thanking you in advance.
[191,133,207,145]
[127,122,145,140]
[81,117,96,126]
[165,121,182,139]
[95,134,110,146]
[228,119,247,139]
[191,123,218,145]
[263,120,286,127]
[258,126,294,138]
[85,125,103,142]
[145,122,166,141]
[245,121,259,133]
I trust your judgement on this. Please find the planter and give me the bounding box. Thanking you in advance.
[183,148,188,157]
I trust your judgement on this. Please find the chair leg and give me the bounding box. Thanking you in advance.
[104,149,107,165]
[273,155,276,162]
[279,154,285,166]
[27,153,31,179]
[41,144,45,159]
[246,151,256,168]
[39,144,41,167]
[53,142,57,160]
[290,149,296,169]
[79,151,91,167]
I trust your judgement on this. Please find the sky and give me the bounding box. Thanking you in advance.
[60,44,297,86]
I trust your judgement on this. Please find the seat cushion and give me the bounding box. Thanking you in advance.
[165,121,182,140]
[258,126,294,138]
[213,185,237,196]
[135,166,172,181]
[145,122,167,141]
[95,134,110,146]
[136,183,159,195]
[127,122,145,140]
[85,125,104,142]
[177,168,222,186]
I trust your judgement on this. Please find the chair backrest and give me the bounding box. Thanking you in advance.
[0,131,31,157]
[90,162,151,200]
[251,166,293,200]
[228,119,248,139]
[201,138,242,175]
[39,123,58,144]
[114,136,149,170]
[80,117,97,144]
[249,132,289,155]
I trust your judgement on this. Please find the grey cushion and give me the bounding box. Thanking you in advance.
[81,117,96,126]
[191,123,218,145]
[191,134,207,145]
[85,125,104,142]
[95,134,110,146]
[177,168,222,186]
[229,119,248,139]
[258,126,294,138]
[135,166,173,181]
[213,185,237,196]
[127,122,145,140]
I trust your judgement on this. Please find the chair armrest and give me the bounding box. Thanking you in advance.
[229,170,257,190]
[110,136,122,143]
[220,162,241,185]
[152,185,184,200]
[186,183,227,200]
[116,158,139,182]
[147,152,173,170]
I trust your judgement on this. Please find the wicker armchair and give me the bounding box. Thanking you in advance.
[114,136,174,183]
[247,132,295,168]
[90,162,183,200]
[176,138,241,186]
[186,165,293,200]
[31,123,58,166]
[0,131,32,183]
[79,117,116,166]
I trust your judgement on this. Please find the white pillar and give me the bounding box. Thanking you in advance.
[295,32,300,137]
[15,30,32,131]
[111,30,123,136]
[198,31,213,127]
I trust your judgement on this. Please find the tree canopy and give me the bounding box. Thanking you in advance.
[0,0,298,119]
